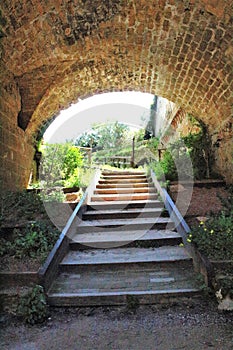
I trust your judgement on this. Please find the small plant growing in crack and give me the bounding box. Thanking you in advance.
[126,295,140,314]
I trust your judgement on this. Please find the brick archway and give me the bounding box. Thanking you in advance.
[0,0,232,190]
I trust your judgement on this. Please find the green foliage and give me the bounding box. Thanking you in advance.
[40,144,67,186]
[190,185,233,260]
[135,128,146,142]
[63,168,81,188]
[40,143,83,194]
[159,151,178,180]
[0,221,60,262]
[63,146,83,179]
[148,137,159,151]
[41,188,66,202]
[75,122,129,150]
[148,116,215,180]
[190,188,233,299]
[151,150,178,181]
[0,190,45,227]
[17,285,48,325]
[189,213,233,260]
[182,123,213,179]
[75,130,100,148]
[0,238,12,257]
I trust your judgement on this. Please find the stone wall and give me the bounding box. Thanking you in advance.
[211,120,233,183]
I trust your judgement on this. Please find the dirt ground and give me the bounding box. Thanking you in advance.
[169,184,229,226]
[1,298,233,350]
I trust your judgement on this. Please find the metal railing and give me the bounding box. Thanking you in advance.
[38,168,101,290]
[150,169,214,287]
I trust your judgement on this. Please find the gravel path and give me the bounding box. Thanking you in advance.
[1,298,233,350]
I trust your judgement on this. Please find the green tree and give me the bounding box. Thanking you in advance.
[40,143,83,187]
[75,130,100,148]
[63,145,83,179]
[75,122,129,150]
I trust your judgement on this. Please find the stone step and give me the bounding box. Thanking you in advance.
[96,182,154,189]
[48,263,200,306]
[77,217,175,233]
[70,229,182,250]
[91,192,158,202]
[59,246,191,273]
[87,199,163,211]
[82,207,164,220]
[94,187,156,195]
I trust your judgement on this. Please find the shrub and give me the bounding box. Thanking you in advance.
[40,143,83,188]
[151,151,178,181]
[63,145,83,179]
[17,285,48,325]
[64,168,81,188]
[1,221,60,263]
[189,212,233,260]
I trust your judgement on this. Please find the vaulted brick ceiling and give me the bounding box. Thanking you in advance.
[0,0,232,137]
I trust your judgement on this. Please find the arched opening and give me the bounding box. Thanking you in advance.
[0,0,232,192]
[28,90,220,193]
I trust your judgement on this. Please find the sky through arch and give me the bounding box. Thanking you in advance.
[43,91,154,143]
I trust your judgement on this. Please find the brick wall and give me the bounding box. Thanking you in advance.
[0,0,232,188]
[0,68,34,192]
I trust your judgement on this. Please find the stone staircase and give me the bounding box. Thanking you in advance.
[47,170,201,306]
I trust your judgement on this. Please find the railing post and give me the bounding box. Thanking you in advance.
[131,136,135,168]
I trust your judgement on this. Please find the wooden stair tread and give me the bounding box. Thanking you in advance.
[61,246,191,266]
[71,229,181,243]
[83,207,163,217]
[78,216,174,228]
[94,187,156,194]
[70,230,182,250]
[101,175,147,179]
[87,199,163,209]
[90,193,158,202]
[99,179,149,183]
[45,169,201,307]
[48,264,201,306]
[102,171,146,176]
[96,183,154,188]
